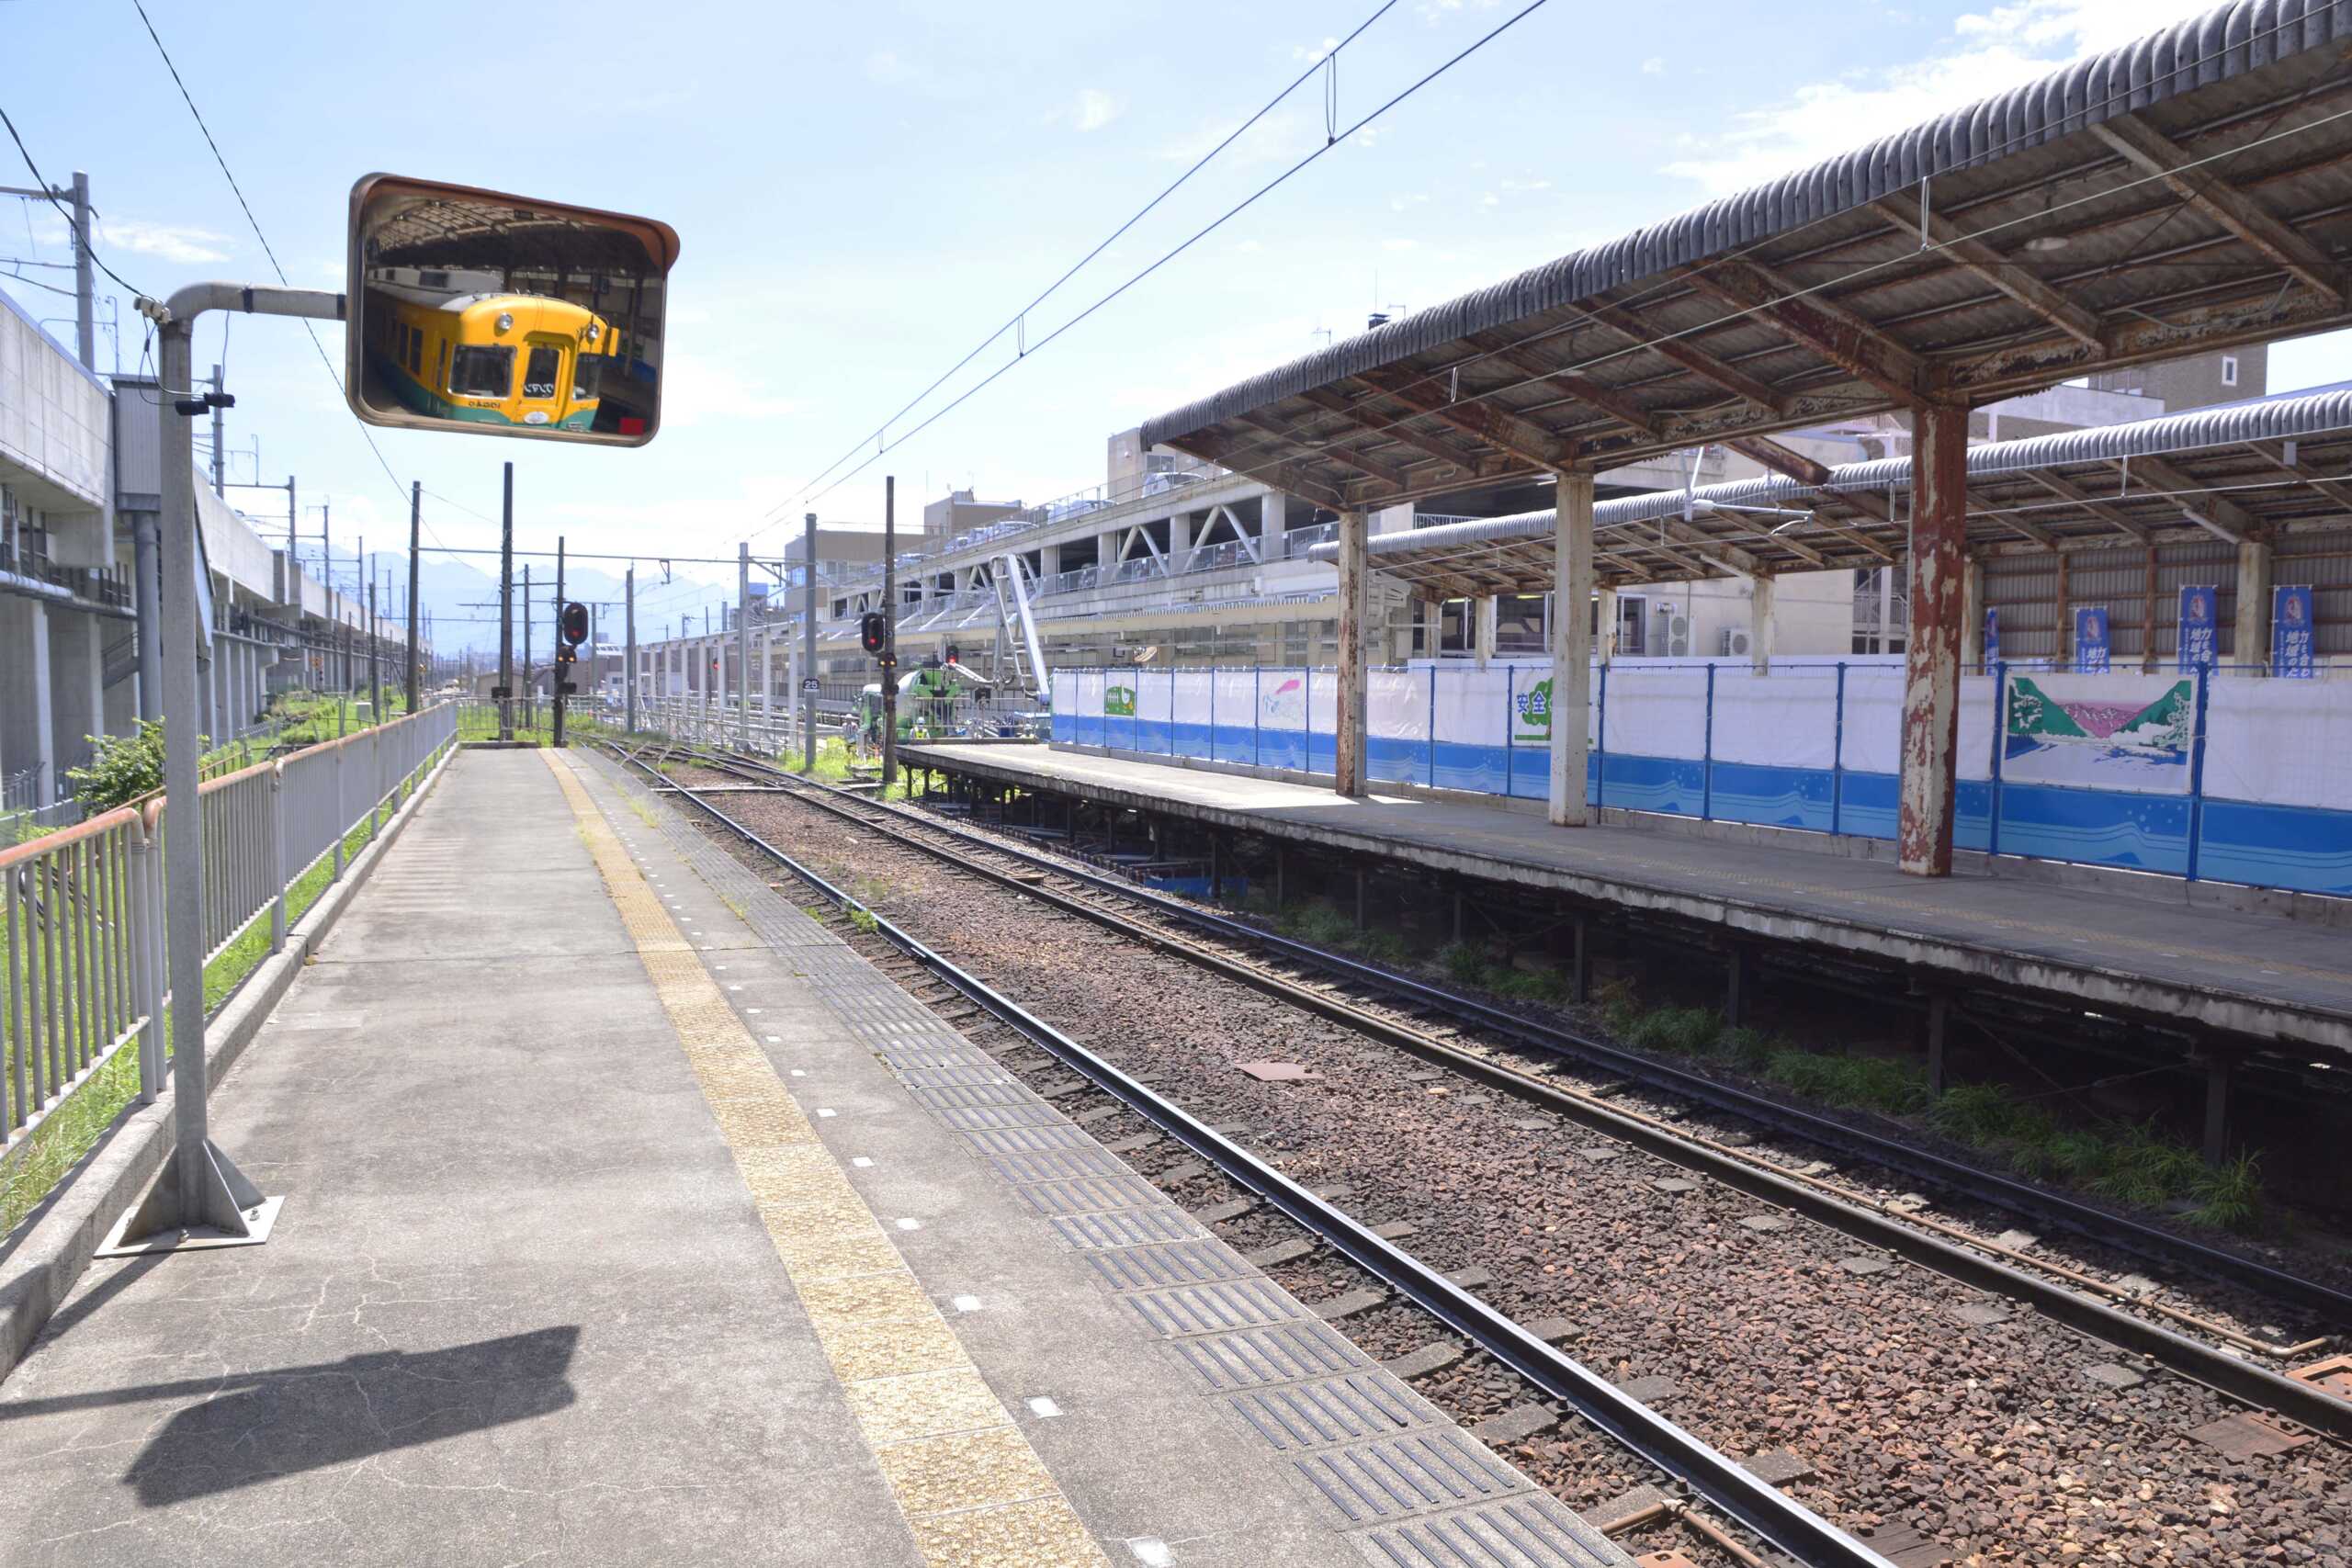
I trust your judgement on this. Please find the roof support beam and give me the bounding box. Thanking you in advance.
[1351,365,1577,471]
[1868,198,2106,348]
[2086,113,2348,307]
[1163,425,1353,512]
[1234,410,1413,492]
[2117,453,2254,542]
[1294,386,1487,479]
[1726,434,1898,527]
[1582,302,1787,415]
[1465,332,1663,443]
[1791,509,1897,563]
[2022,470,2150,544]
[2245,439,2352,513]
[1681,258,1927,403]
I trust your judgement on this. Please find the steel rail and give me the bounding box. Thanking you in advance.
[601,740,1899,1568]
[665,743,2352,1441]
[700,743,2352,1329]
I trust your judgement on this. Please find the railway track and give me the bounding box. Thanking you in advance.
[601,740,1893,1568]
[643,740,2352,1444]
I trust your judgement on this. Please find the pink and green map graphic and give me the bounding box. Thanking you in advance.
[2005,675,2192,787]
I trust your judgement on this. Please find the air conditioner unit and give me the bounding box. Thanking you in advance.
[1666,614,1692,658]
[1722,626,1752,659]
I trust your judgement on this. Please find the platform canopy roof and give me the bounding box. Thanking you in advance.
[366,195,665,278]
[1308,389,2352,592]
[1141,1,2352,513]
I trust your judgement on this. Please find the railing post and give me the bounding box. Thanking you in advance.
[1988,660,2008,859]
[368,728,383,844]
[268,764,287,955]
[1596,661,1609,812]
[1252,667,1261,768]
[1428,664,1438,788]
[2186,665,2212,883]
[1505,666,1516,797]
[1701,662,1717,821]
[1830,661,1847,838]
[130,812,164,1104]
[331,742,346,881]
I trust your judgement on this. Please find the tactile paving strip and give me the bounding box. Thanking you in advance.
[580,750,1635,1567]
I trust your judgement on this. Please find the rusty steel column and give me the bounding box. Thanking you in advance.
[1898,403,1969,876]
[1550,470,1595,827]
[1336,508,1369,796]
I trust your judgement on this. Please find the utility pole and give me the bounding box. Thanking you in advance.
[341,534,357,735]
[737,540,751,751]
[523,563,535,735]
[882,475,898,792]
[625,565,638,736]
[803,512,818,772]
[368,572,380,728]
[553,536,567,749]
[70,172,93,369]
[498,462,514,740]
[405,480,421,715]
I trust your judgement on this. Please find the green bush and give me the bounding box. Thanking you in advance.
[1437,942,1489,987]
[66,718,197,814]
[1765,1049,1929,1116]
[2188,1153,2264,1234]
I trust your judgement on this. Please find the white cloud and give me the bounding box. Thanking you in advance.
[102,220,232,265]
[1640,57,1665,75]
[656,349,807,428]
[1074,88,1123,132]
[1414,0,1500,20]
[1663,0,2218,197]
[1292,35,1341,63]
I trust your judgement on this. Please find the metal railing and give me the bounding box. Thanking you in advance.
[0,703,458,1156]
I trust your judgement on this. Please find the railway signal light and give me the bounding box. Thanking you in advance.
[860,611,890,657]
[560,600,589,647]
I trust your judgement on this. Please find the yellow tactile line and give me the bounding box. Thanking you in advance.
[541,752,1108,1568]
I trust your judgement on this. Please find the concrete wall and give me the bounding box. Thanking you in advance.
[0,290,109,566]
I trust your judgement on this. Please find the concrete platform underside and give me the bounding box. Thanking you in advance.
[0,748,1628,1567]
[900,742,2352,1059]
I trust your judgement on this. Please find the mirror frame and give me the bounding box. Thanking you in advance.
[345,173,682,447]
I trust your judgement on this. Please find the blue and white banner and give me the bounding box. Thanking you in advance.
[2275,585,2316,678]
[1984,607,2000,665]
[2177,584,2218,672]
[2074,606,2111,673]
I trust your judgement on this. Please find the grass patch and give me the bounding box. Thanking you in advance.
[0,757,431,1238]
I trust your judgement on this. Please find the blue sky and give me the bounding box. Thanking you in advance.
[5,0,2347,635]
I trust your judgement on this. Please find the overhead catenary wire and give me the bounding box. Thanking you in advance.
[126,0,419,524]
[0,102,144,297]
[779,0,1406,514]
[753,0,1552,536]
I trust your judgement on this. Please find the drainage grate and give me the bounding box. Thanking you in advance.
[1170,1323,1370,1392]
[1362,1492,1631,1567]
[1293,1429,1525,1525]
[1125,1279,1308,1337]
[1227,1371,1422,1451]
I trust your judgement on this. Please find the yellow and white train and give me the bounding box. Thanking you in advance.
[364,266,621,432]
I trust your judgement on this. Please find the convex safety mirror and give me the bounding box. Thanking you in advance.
[346,175,679,446]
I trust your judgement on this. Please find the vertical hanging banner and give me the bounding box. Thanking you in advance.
[2275,584,2316,678]
[2074,606,2111,672]
[1984,607,2000,666]
[2177,585,2218,671]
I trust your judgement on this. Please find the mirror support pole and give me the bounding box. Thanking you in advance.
[110,284,340,1256]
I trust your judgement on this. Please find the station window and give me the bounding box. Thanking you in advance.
[522,344,561,399]
[2222,355,2239,388]
[450,344,514,398]
[408,328,424,376]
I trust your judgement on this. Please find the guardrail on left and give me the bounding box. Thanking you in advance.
[0,702,458,1164]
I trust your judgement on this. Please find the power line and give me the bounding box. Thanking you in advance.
[757,0,1555,533]
[0,101,143,296]
[782,0,1404,512]
[127,0,417,520]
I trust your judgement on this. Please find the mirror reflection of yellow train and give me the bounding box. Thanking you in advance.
[362,267,621,432]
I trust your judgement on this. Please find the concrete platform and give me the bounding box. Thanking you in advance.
[900,742,2352,1057]
[0,748,1629,1567]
